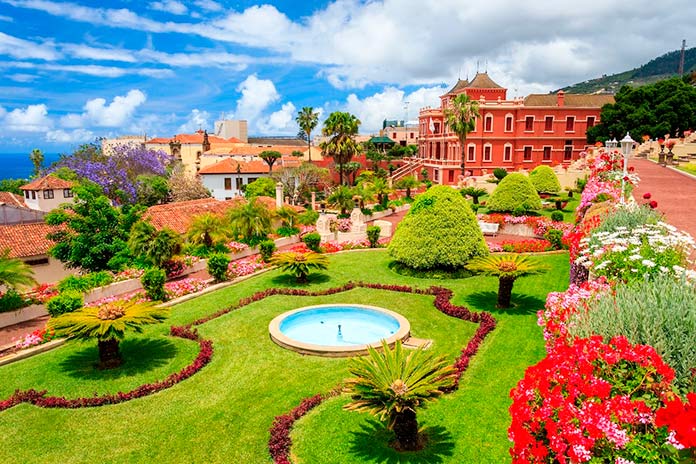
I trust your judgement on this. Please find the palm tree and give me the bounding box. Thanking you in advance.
[351,181,375,209]
[395,175,420,199]
[270,251,329,283]
[227,198,273,244]
[296,107,319,162]
[128,221,181,268]
[444,93,480,176]
[0,249,36,290]
[467,254,548,308]
[344,340,456,451]
[187,213,229,249]
[327,185,355,215]
[460,186,488,205]
[259,150,282,175]
[47,299,168,369]
[371,176,392,206]
[320,111,361,185]
[275,206,298,229]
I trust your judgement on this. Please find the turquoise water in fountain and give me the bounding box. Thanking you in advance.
[279,305,400,347]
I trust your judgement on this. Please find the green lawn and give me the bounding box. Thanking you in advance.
[0,250,569,463]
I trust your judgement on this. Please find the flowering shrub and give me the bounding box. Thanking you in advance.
[112,268,145,282]
[164,278,208,300]
[655,393,696,451]
[28,283,59,304]
[478,213,573,237]
[509,336,678,464]
[14,327,56,350]
[576,178,621,220]
[337,218,352,232]
[298,225,317,237]
[501,239,553,253]
[226,241,249,254]
[163,258,186,279]
[227,255,270,278]
[575,222,696,282]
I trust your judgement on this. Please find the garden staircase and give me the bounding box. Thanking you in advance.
[389,157,424,185]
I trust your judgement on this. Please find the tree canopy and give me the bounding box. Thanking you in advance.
[587,77,696,143]
[296,107,319,162]
[444,94,480,176]
[320,111,361,185]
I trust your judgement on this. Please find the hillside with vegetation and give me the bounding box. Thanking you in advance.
[559,46,696,94]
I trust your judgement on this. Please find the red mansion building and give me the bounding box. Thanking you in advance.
[417,73,614,184]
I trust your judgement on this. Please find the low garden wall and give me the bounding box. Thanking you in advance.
[0,304,48,330]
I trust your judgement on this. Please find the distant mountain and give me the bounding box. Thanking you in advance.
[558,46,696,94]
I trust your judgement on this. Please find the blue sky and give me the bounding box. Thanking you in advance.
[0,0,694,154]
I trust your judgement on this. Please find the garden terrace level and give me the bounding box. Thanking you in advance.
[417,72,614,184]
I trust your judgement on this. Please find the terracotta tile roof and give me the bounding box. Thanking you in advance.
[198,158,277,175]
[466,72,504,89]
[524,93,615,107]
[247,137,307,147]
[146,133,241,145]
[446,78,469,94]
[0,222,60,258]
[142,198,245,234]
[20,175,74,191]
[254,196,305,213]
[0,192,27,208]
[203,145,304,156]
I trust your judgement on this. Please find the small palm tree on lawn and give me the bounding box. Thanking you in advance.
[270,251,329,283]
[344,340,456,451]
[460,186,488,205]
[227,198,273,243]
[467,254,547,308]
[128,221,181,268]
[47,299,168,369]
[395,175,420,199]
[0,249,36,290]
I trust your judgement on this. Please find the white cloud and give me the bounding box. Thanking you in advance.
[61,44,136,62]
[234,74,280,125]
[178,109,210,133]
[61,89,147,128]
[258,102,296,134]
[148,0,187,15]
[0,32,60,60]
[45,128,94,143]
[194,0,222,12]
[4,61,174,78]
[7,73,37,82]
[3,104,52,132]
[343,85,445,133]
[0,14,14,22]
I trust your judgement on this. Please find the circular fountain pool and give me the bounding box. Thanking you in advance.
[269,304,410,357]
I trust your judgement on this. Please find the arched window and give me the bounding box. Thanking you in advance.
[467,143,476,162]
[503,143,513,162]
[483,144,492,162]
[484,114,493,132]
[504,114,513,132]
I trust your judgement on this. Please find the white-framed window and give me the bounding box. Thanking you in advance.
[565,116,575,132]
[542,146,552,161]
[524,116,534,132]
[544,116,553,132]
[504,114,513,132]
[43,189,54,199]
[484,114,493,132]
[503,144,513,162]
[434,169,440,182]
[467,144,476,162]
[564,141,573,160]
[483,144,492,162]
[587,116,595,128]
[523,146,533,161]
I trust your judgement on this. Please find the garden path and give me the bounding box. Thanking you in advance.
[631,158,696,239]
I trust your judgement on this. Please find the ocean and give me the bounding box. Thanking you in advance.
[0,153,62,180]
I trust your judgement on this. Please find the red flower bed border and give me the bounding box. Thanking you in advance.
[266,282,497,464]
[0,281,497,464]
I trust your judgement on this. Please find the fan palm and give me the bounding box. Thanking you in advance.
[444,93,480,176]
[47,299,168,369]
[344,340,456,451]
[187,212,229,249]
[275,206,298,229]
[395,175,420,199]
[327,185,355,215]
[227,199,273,244]
[128,221,181,268]
[296,107,319,162]
[467,254,548,308]
[270,251,329,283]
[351,181,375,209]
[460,186,488,205]
[0,249,36,290]
[371,177,392,206]
[320,111,361,185]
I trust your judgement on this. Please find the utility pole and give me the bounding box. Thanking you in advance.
[678,39,686,76]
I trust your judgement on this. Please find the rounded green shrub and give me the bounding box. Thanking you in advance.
[47,291,83,317]
[207,253,231,282]
[388,185,488,270]
[259,240,277,262]
[529,165,561,194]
[302,232,322,253]
[550,211,564,222]
[487,173,542,213]
[366,225,381,248]
[141,267,166,301]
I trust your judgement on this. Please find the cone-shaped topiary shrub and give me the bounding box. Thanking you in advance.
[529,165,561,194]
[388,185,488,270]
[487,173,542,213]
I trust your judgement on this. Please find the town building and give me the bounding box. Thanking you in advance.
[19,175,75,212]
[416,73,615,184]
[102,135,148,155]
[381,120,419,146]
[0,192,45,225]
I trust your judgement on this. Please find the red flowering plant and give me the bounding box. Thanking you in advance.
[509,335,679,464]
[655,393,696,457]
[27,283,59,304]
[500,239,554,253]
